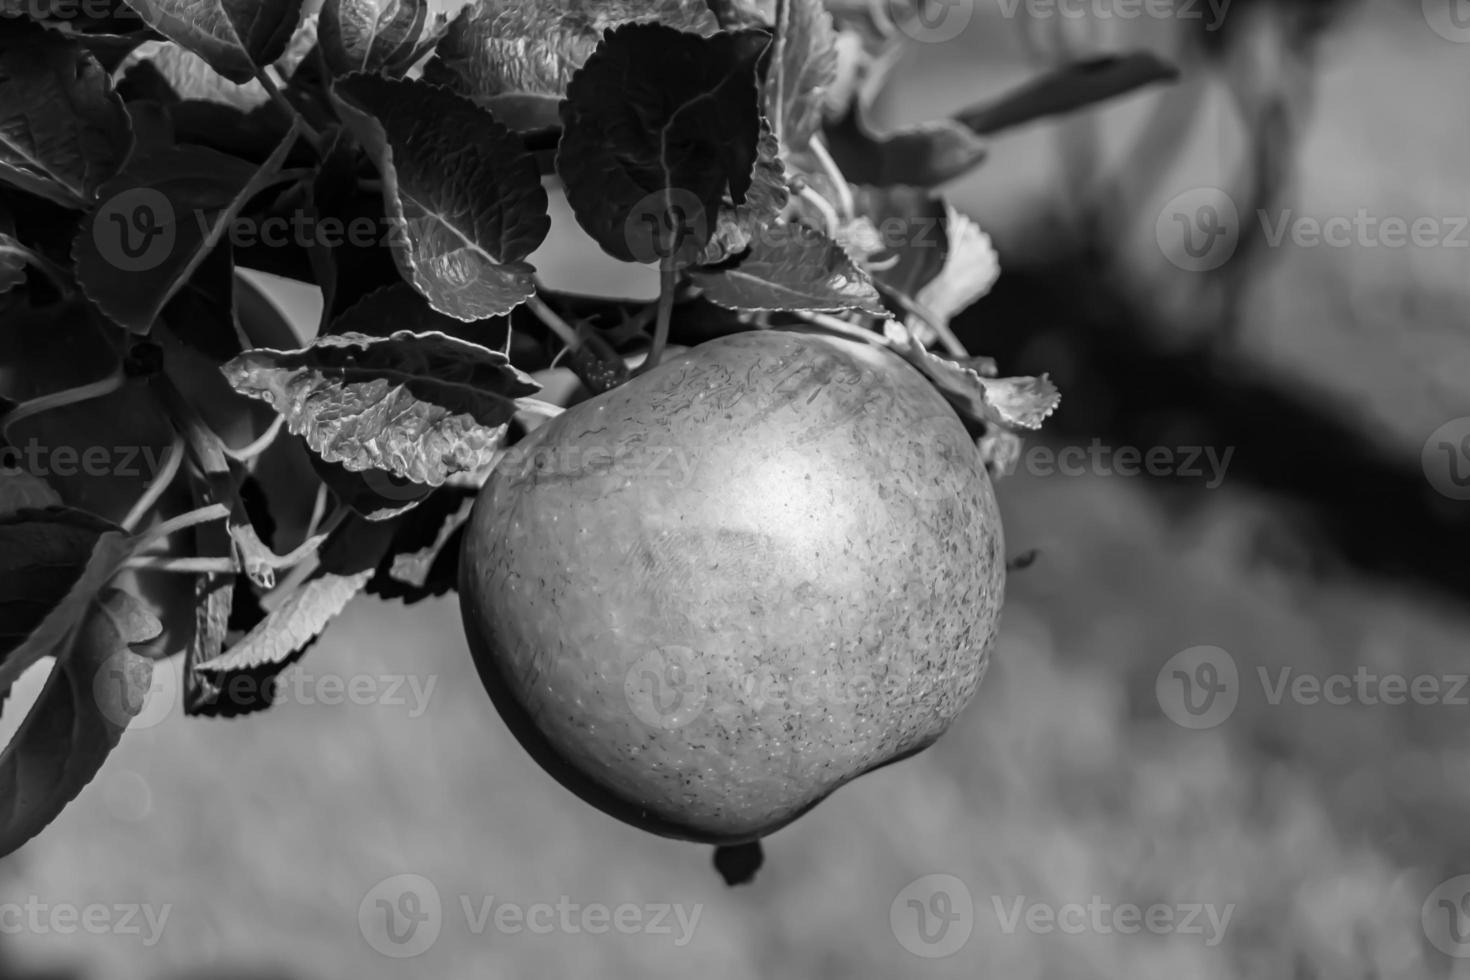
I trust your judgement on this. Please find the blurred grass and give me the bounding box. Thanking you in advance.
[5,0,1470,976]
[4,462,1470,978]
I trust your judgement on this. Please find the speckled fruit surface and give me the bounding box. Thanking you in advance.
[458,329,1005,843]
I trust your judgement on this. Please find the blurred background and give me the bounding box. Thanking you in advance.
[4,0,1470,976]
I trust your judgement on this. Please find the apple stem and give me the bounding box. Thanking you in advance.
[643,262,678,373]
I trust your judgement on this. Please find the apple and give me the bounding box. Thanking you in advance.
[459,329,1005,843]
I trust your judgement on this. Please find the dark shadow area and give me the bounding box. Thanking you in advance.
[965,258,1470,606]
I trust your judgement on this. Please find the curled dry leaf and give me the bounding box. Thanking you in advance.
[883,319,1059,431]
[222,330,541,487]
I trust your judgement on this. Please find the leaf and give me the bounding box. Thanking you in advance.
[699,120,789,266]
[330,74,550,321]
[953,52,1179,137]
[0,471,62,518]
[766,0,837,157]
[312,452,433,521]
[319,0,448,77]
[118,41,271,111]
[366,487,474,602]
[853,184,948,306]
[0,23,133,209]
[120,0,306,85]
[823,105,987,188]
[912,204,998,325]
[422,0,719,125]
[883,319,1059,430]
[0,208,26,294]
[161,241,243,361]
[555,23,769,267]
[73,130,297,334]
[222,330,541,486]
[692,221,883,314]
[0,508,138,691]
[0,300,120,404]
[327,281,473,338]
[0,587,160,859]
[194,569,370,673]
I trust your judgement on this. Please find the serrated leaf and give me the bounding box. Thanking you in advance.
[120,0,305,84]
[120,41,266,110]
[423,0,718,122]
[912,204,998,325]
[320,0,447,77]
[222,330,541,486]
[328,281,471,338]
[194,568,369,673]
[954,52,1178,136]
[0,508,138,691]
[372,489,473,599]
[0,587,159,859]
[555,23,768,267]
[854,184,948,306]
[883,319,1059,430]
[330,74,550,321]
[73,130,296,334]
[0,471,63,518]
[766,0,837,157]
[312,452,432,521]
[692,221,883,314]
[0,24,133,209]
[699,120,789,266]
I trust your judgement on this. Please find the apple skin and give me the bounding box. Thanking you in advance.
[459,329,1005,843]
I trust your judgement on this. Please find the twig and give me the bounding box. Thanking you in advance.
[526,293,581,351]
[121,432,185,533]
[222,415,285,463]
[253,67,325,155]
[0,369,125,440]
[126,556,239,574]
[887,291,970,359]
[133,502,231,551]
[793,311,890,348]
[807,136,855,222]
[797,185,841,238]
